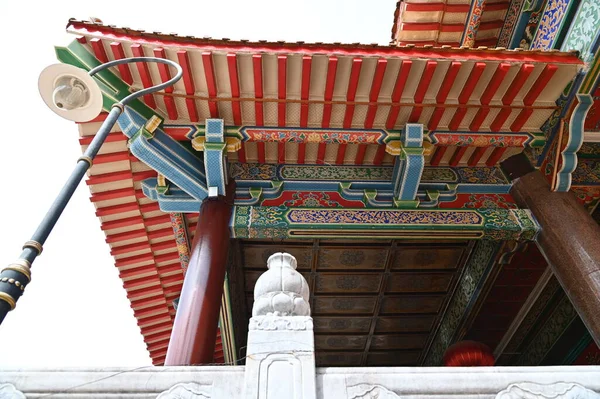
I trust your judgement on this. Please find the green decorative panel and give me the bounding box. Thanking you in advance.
[422,240,501,366]
[561,0,600,62]
[280,165,393,181]
[517,294,578,365]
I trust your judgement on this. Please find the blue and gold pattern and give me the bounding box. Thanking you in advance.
[530,0,573,50]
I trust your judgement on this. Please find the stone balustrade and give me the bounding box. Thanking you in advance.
[2,253,599,398]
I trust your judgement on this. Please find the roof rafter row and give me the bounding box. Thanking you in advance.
[67,19,582,136]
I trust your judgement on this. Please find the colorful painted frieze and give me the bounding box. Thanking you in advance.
[498,0,527,48]
[530,0,574,50]
[230,206,539,241]
[560,0,600,62]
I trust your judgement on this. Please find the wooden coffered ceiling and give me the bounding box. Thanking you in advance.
[229,238,474,367]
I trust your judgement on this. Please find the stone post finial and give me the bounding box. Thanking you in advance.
[244,252,316,399]
[252,252,310,317]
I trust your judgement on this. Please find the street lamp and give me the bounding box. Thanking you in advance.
[0,57,182,325]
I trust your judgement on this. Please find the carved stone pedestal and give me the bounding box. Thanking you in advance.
[243,252,317,399]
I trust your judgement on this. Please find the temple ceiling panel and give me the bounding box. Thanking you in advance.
[232,238,475,367]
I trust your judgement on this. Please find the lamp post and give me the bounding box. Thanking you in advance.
[0,57,182,325]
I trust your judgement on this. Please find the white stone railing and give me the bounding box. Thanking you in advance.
[318,366,600,398]
[0,367,244,398]
[2,366,600,398]
[2,253,599,398]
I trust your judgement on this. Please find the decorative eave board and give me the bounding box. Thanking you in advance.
[67,19,582,138]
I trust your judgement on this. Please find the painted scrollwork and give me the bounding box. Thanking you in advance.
[156,382,211,398]
[347,384,401,399]
[496,382,600,398]
[0,383,26,399]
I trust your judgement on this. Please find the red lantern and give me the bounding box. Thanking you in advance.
[443,340,495,366]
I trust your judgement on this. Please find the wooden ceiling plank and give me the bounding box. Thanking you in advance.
[386,60,413,129]
[278,55,287,127]
[409,60,438,122]
[360,241,396,366]
[322,57,339,128]
[153,47,178,120]
[202,51,219,118]
[177,50,200,122]
[252,54,264,125]
[227,53,242,126]
[109,41,134,84]
[300,55,312,127]
[130,44,157,109]
[365,58,388,129]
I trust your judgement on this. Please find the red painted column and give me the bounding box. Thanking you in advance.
[165,184,234,365]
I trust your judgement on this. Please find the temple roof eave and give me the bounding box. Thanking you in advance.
[66,19,583,63]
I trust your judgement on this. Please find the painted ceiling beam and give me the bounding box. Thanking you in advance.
[230,206,539,241]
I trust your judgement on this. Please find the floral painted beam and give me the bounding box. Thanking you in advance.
[230,206,539,241]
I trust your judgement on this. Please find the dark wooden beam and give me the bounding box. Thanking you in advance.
[165,183,234,365]
[503,154,600,347]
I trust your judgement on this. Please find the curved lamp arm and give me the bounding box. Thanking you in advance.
[0,57,183,325]
[88,57,183,106]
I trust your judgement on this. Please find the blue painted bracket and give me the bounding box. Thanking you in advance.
[119,107,209,201]
[393,124,425,202]
[142,178,204,212]
[203,119,228,196]
[555,94,594,192]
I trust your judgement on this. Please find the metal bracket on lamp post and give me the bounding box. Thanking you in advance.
[0,57,182,325]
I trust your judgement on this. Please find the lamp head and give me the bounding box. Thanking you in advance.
[39,64,103,122]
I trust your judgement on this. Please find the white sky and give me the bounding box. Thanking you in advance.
[0,0,393,367]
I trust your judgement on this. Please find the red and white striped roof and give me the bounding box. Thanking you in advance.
[391,0,511,47]
[78,118,225,366]
[68,19,581,136]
